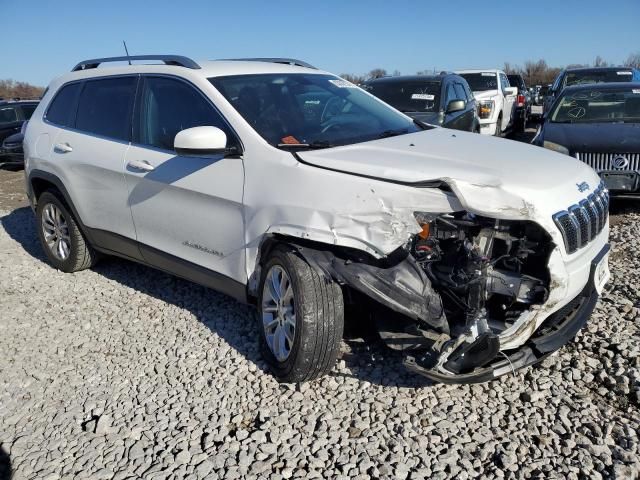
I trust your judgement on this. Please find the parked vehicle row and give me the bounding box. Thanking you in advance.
[363,72,480,133]
[23,55,610,384]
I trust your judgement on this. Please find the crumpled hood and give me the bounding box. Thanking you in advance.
[297,128,602,222]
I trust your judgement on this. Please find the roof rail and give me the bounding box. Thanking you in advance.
[221,58,317,69]
[72,55,201,72]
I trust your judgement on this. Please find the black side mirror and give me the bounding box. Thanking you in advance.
[446,99,466,114]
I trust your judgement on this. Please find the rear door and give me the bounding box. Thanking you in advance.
[124,75,246,284]
[49,76,139,250]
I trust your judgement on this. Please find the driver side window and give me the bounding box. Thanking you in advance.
[444,84,457,106]
[135,76,236,151]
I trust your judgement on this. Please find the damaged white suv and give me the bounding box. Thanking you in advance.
[24,55,610,383]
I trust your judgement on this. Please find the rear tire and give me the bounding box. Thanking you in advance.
[258,245,344,383]
[36,190,97,272]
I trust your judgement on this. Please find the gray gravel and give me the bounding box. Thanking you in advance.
[1,205,639,480]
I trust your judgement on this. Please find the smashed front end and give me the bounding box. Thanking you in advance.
[292,206,607,383]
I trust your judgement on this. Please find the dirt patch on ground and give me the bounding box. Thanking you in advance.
[0,168,28,211]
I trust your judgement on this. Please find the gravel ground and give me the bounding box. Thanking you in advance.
[1,167,640,479]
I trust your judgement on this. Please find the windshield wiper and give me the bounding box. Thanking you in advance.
[277,140,336,149]
[377,128,409,139]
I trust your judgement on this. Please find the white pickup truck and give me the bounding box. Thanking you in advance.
[456,69,517,136]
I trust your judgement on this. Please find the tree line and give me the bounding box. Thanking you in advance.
[341,52,640,86]
[0,79,44,100]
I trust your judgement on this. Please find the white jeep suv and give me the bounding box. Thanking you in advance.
[456,69,517,136]
[24,55,610,383]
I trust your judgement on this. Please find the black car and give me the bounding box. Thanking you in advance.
[507,74,530,131]
[0,100,38,144]
[363,73,479,132]
[533,82,640,197]
[544,67,640,114]
[0,128,25,167]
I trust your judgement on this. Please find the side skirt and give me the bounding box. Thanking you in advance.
[88,227,248,304]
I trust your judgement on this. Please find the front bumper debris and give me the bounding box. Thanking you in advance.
[403,244,607,384]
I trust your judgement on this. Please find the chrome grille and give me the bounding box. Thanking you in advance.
[553,183,609,254]
[576,152,640,172]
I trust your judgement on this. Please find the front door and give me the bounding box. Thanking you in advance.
[123,75,246,284]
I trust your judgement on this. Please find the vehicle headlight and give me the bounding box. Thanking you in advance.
[413,212,440,238]
[478,100,494,119]
[543,141,569,155]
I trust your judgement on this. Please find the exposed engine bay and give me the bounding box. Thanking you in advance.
[404,212,553,374]
[289,211,555,379]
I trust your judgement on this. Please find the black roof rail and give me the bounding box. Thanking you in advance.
[221,57,317,69]
[72,55,201,72]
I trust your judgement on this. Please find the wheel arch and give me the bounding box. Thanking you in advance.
[28,170,94,244]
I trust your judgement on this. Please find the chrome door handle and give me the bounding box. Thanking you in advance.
[54,142,73,153]
[127,160,155,172]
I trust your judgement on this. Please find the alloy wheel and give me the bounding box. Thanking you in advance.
[41,203,71,261]
[261,265,296,362]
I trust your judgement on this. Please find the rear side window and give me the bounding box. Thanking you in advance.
[76,77,137,141]
[46,83,82,127]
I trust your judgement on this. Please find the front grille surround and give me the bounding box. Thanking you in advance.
[552,183,608,254]
[576,152,640,172]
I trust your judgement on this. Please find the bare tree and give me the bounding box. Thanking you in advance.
[340,73,366,85]
[593,55,609,67]
[623,52,640,68]
[367,68,388,80]
[392,70,401,77]
[503,62,519,75]
[0,79,44,99]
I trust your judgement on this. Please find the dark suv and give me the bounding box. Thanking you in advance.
[507,74,530,131]
[364,73,479,132]
[0,100,39,143]
[544,67,640,113]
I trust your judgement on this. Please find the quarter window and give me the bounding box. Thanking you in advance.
[76,77,137,141]
[135,76,235,151]
[46,83,82,127]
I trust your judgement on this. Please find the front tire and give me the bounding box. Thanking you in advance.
[36,190,97,272]
[258,245,344,383]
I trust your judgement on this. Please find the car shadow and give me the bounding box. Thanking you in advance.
[0,207,434,387]
[0,446,11,480]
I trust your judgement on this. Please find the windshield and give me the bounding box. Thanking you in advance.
[458,73,498,92]
[551,87,640,124]
[210,74,420,148]
[564,70,634,88]
[364,81,441,113]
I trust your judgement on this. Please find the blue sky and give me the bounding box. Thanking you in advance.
[4,0,640,86]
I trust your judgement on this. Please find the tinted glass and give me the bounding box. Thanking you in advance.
[564,70,634,88]
[212,74,421,148]
[507,75,525,90]
[458,73,498,91]
[76,77,136,141]
[365,80,441,113]
[0,107,18,124]
[453,83,466,101]
[551,87,640,124]
[136,76,235,151]
[46,83,82,127]
[21,104,37,119]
